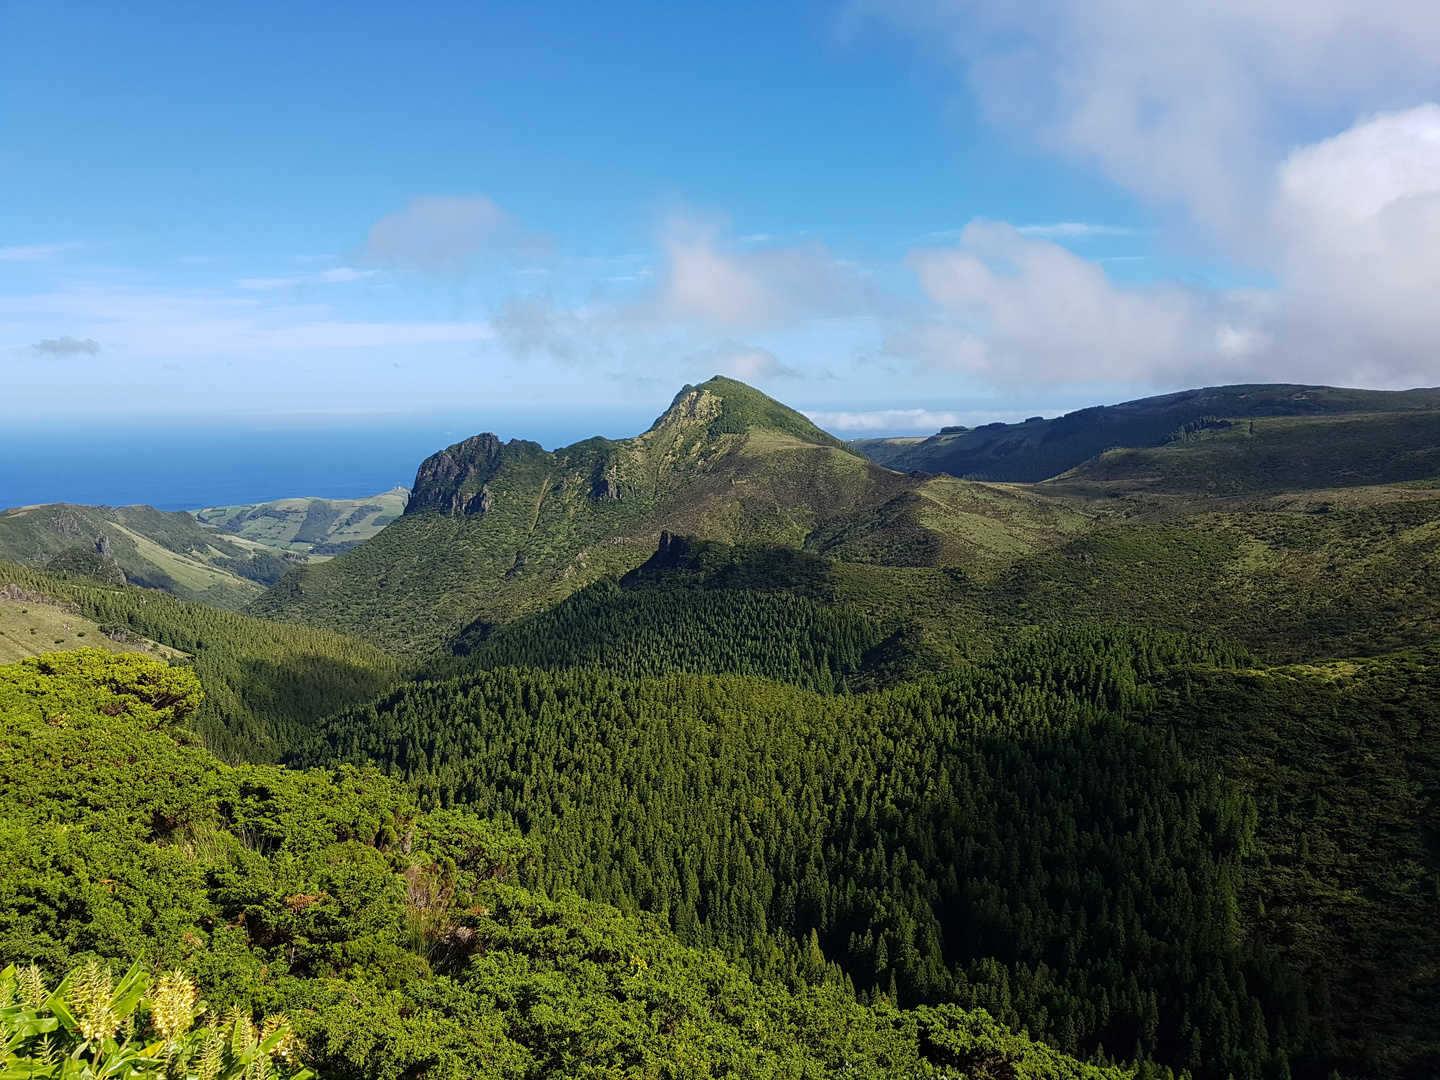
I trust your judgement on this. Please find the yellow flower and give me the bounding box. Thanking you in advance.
[68,960,119,1043]
[150,969,199,1042]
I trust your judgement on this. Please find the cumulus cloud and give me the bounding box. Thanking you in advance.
[32,335,101,357]
[896,221,1232,385]
[887,105,1440,390]
[682,339,798,383]
[866,0,1440,241]
[1264,104,1440,380]
[652,211,867,330]
[362,194,545,271]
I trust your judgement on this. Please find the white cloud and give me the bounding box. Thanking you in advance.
[683,339,797,383]
[866,0,1440,241]
[897,220,1223,385]
[804,408,962,431]
[1264,103,1440,381]
[362,194,544,271]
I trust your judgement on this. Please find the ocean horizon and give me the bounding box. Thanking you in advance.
[0,408,661,512]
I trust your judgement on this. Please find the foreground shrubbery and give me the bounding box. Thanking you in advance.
[0,959,309,1079]
[0,563,398,762]
[0,648,1142,1079]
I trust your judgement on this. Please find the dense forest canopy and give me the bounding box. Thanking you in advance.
[3,379,1438,1079]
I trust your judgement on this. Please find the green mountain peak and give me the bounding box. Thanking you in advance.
[248,378,1082,651]
[648,376,850,449]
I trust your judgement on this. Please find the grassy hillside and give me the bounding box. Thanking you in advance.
[0,647,1140,1080]
[0,502,278,608]
[853,383,1440,483]
[0,562,396,762]
[251,377,1087,654]
[192,486,408,556]
[1042,412,1440,496]
[958,485,1440,663]
[0,587,182,665]
[529,479,1440,674]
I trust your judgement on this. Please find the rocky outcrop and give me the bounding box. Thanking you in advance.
[589,454,622,501]
[405,434,554,517]
[463,485,493,515]
[1,583,78,613]
[653,531,692,563]
[405,434,504,516]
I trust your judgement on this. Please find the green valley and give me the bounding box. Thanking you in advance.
[0,502,273,609]
[0,491,409,613]
[3,377,1439,1080]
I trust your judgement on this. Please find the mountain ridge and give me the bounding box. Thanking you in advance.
[852,382,1440,483]
[246,376,1088,653]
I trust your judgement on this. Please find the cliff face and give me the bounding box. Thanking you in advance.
[405,434,547,516]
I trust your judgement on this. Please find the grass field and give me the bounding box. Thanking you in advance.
[0,597,181,664]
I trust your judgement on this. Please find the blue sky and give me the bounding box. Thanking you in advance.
[4,0,1440,439]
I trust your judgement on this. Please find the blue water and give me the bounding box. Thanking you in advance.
[0,408,660,511]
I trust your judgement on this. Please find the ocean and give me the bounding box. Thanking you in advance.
[0,408,661,511]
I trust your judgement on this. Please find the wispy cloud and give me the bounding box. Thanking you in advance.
[237,267,379,290]
[0,244,83,263]
[32,335,100,357]
[0,280,492,360]
[361,194,549,271]
[1015,223,1142,239]
[804,408,962,432]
